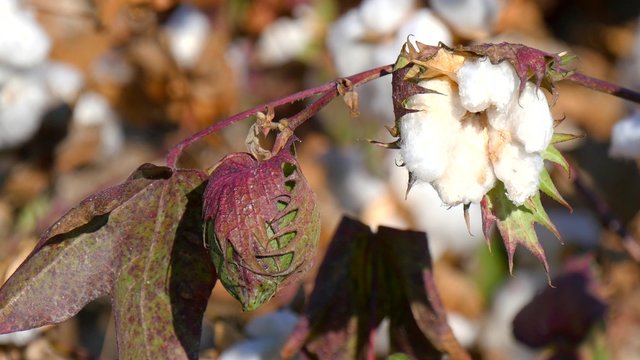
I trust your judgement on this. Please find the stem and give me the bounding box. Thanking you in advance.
[570,163,640,262]
[565,72,640,104]
[166,64,393,168]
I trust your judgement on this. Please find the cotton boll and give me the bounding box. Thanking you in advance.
[0,3,51,69]
[404,77,467,119]
[490,139,542,205]
[432,116,496,205]
[400,110,460,183]
[508,82,554,153]
[394,8,452,48]
[457,59,518,113]
[609,112,640,159]
[164,4,210,70]
[431,0,502,39]
[46,62,84,103]
[358,0,414,35]
[73,92,124,158]
[327,10,373,76]
[0,73,50,149]
[256,6,317,66]
[447,312,479,348]
[244,309,298,340]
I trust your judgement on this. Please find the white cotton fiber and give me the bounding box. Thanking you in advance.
[400,110,458,183]
[0,73,50,149]
[432,117,496,205]
[46,61,85,103]
[0,3,51,69]
[457,59,519,113]
[257,6,316,66]
[327,9,373,76]
[359,0,414,35]
[431,0,502,38]
[508,82,554,153]
[491,141,543,205]
[609,112,640,159]
[74,92,124,158]
[403,77,467,119]
[164,4,210,69]
[395,8,452,48]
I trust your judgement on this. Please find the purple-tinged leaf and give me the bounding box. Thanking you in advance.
[203,138,320,311]
[481,182,561,277]
[539,168,572,211]
[0,164,216,360]
[282,217,470,360]
[513,257,606,356]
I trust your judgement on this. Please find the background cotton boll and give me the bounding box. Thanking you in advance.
[509,82,554,153]
[358,0,414,35]
[164,4,210,70]
[46,62,84,104]
[491,141,542,205]
[388,158,484,260]
[457,59,518,113]
[0,3,50,69]
[73,92,124,158]
[326,10,372,76]
[256,6,317,66]
[433,118,496,205]
[609,111,640,159]
[0,74,50,149]
[447,312,479,348]
[400,111,458,183]
[218,338,283,360]
[404,78,467,119]
[431,0,502,39]
[394,8,452,49]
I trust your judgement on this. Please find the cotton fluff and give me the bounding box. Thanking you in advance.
[73,92,124,158]
[358,0,415,35]
[457,59,519,113]
[256,6,317,66]
[46,62,84,103]
[0,1,50,69]
[398,58,554,206]
[164,4,210,70]
[609,112,640,159]
[0,73,49,149]
[431,0,502,39]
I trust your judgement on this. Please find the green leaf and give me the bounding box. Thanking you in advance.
[0,164,216,360]
[539,167,572,211]
[481,182,561,277]
[389,353,413,360]
[551,132,582,145]
[542,144,571,175]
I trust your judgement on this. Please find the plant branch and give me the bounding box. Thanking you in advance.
[166,64,393,168]
[564,72,640,104]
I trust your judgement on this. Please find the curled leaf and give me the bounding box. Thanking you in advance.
[203,138,320,311]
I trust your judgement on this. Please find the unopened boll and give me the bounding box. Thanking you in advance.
[398,58,555,206]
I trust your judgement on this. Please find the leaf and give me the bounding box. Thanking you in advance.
[203,138,320,311]
[481,182,560,277]
[551,132,582,145]
[542,144,571,175]
[282,217,470,360]
[0,164,216,360]
[539,167,572,211]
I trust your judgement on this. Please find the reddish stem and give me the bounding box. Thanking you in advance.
[565,72,640,104]
[166,64,393,168]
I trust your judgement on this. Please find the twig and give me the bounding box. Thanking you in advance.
[166,64,393,168]
[565,72,640,104]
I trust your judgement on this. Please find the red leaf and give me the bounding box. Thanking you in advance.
[0,164,216,360]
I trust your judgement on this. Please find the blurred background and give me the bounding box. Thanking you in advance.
[0,0,640,359]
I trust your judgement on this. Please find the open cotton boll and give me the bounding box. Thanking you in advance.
[394,8,452,49]
[164,4,210,70]
[431,0,502,38]
[46,62,84,103]
[457,59,518,113]
[73,92,124,158]
[491,140,543,205]
[358,0,414,35]
[0,74,49,149]
[327,10,373,76]
[400,111,460,183]
[432,117,496,205]
[609,112,640,159]
[404,78,467,119]
[0,3,51,69]
[257,6,317,66]
[507,82,554,153]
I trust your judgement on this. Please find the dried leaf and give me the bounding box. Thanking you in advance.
[0,164,216,359]
[203,138,320,311]
[282,217,469,360]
